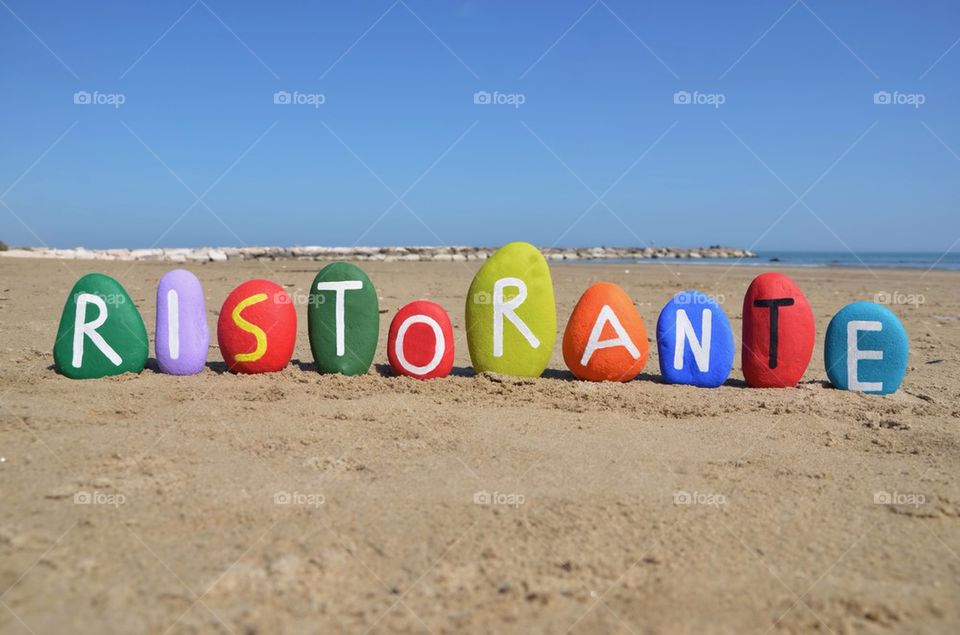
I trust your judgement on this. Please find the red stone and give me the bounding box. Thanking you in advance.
[387,300,454,379]
[741,273,815,387]
[217,279,297,374]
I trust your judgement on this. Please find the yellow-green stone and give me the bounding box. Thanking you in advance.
[466,242,556,377]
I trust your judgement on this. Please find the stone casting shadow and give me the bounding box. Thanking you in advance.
[205,361,229,374]
[291,359,318,373]
[371,363,476,378]
[721,377,750,389]
[48,360,796,390]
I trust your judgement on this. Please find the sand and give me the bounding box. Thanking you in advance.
[1,257,958,634]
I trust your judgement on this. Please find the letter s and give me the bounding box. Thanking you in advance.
[232,293,268,362]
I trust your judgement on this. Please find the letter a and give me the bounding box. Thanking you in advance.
[581,305,640,366]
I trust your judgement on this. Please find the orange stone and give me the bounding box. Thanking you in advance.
[562,282,648,381]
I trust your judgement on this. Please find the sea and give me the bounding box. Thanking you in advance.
[580,251,960,272]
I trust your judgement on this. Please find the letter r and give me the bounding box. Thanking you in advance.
[72,293,123,368]
[492,277,539,357]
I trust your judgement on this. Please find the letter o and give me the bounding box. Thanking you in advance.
[394,314,445,375]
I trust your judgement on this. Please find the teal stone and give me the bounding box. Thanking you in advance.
[53,273,148,379]
[308,262,379,375]
[824,301,908,395]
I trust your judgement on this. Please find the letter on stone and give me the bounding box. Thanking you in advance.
[73,293,122,368]
[232,293,268,363]
[581,305,641,366]
[493,277,539,357]
[316,280,363,357]
[674,308,711,372]
[394,314,445,375]
[847,320,883,392]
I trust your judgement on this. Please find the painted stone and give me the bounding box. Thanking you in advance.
[465,241,557,377]
[308,262,379,376]
[156,269,209,375]
[387,300,454,379]
[562,282,648,382]
[656,290,734,388]
[53,273,148,379]
[217,279,296,374]
[741,273,815,388]
[824,301,908,395]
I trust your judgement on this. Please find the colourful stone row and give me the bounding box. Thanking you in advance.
[52,242,910,394]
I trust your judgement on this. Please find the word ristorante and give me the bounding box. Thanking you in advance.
[53,242,909,394]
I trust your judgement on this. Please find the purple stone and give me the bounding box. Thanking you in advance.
[155,269,209,375]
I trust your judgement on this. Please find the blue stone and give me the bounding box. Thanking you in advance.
[656,290,734,387]
[824,301,908,395]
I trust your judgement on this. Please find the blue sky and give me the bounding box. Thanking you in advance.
[1,0,958,251]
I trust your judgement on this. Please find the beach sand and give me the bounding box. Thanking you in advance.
[1,257,958,634]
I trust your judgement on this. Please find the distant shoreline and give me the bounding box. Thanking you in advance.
[3,246,958,271]
[0,245,754,263]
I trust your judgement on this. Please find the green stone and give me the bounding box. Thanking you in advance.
[53,273,148,379]
[466,242,557,377]
[308,262,379,375]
